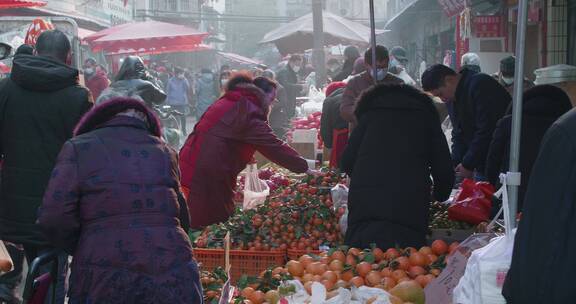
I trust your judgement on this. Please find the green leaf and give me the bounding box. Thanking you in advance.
[363,252,376,264]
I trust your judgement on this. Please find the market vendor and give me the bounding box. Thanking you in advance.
[179,73,310,229]
[341,84,455,249]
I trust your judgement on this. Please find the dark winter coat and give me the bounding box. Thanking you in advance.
[269,83,289,138]
[341,85,454,249]
[340,71,404,131]
[38,98,201,304]
[332,58,355,82]
[180,84,308,229]
[320,87,348,149]
[451,69,511,173]
[276,65,301,119]
[502,108,576,304]
[0,55,93,246]
[485,85,572,211]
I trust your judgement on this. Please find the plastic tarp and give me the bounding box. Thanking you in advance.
[217,51,261,65]
[87,20,208,54]
[0,0,46,9]
[260,11,388,55]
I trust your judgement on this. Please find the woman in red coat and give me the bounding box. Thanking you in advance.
[180,74,309,229]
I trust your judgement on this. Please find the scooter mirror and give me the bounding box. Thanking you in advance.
[0,43,12,60]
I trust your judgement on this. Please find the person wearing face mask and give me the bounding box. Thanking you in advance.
[277,54,305,120]
[179,73,310,229]
[493,56,534,95]
[84,58,110,100]
[166,67,192,134]
[219,70,231,93]
[195,68,219,119]
[389,46,417,86]
[340,45,404,131]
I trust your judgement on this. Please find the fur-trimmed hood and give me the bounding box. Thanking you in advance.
[74,97,162,137]
[223,83,269,116]
[224,83,267,106]
[514,85,573,118]
[355,84,438,120]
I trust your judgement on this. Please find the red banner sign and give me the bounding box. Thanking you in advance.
[437,0,466,17]
[474,16,503,38]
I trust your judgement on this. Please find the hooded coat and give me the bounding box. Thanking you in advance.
[180,84,308,229]
[0,54,93,246]
[38,98,202,304]
[502,108,576,303]
[341,85,454,249]
[340,71,404,131]
[485,85,573,211]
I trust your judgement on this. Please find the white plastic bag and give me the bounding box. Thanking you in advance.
[242,164,270,210]
[339,207,348,236]
[331,184,349,210]
[453,173,516,304]
[301,86,325,116]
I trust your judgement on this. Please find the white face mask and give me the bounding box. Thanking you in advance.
[291,64,301,73]
[221,79,229,87]
[502,76,514,85]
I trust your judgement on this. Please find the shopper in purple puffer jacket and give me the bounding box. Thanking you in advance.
[37,97,202,304]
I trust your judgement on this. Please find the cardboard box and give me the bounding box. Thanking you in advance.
[289,142,316,160]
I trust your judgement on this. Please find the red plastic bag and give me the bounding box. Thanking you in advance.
[448,179,494,225]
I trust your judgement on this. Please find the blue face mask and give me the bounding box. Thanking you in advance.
[375,68,386,81]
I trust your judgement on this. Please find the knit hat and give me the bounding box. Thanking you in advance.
[500,56,516,77]
[325,81,347,97]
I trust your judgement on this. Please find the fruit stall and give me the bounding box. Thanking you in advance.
[191,164,500,304]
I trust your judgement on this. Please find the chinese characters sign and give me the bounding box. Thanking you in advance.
[474,16,503,38]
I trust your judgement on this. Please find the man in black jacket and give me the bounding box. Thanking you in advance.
[0,30,93,303]
[422,64,511,181]
[503,108,576,303]
[276,54,304,120]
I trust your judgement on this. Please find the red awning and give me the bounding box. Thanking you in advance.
[87,21,209,54]
[0,0,47,9]
[106,44,213,56]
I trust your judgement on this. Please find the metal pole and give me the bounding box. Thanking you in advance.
[369,0,377,83]
[198,0,203,30]
[312,0,326,87]
[508,0,529,228]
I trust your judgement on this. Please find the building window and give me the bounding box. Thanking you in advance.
[547,0,568,65]
[568,0,576,64]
